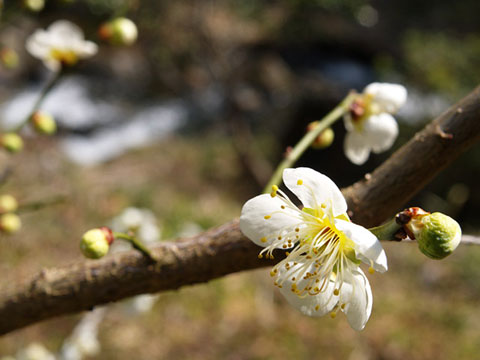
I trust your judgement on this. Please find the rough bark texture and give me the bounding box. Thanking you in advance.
[1,86,480,335]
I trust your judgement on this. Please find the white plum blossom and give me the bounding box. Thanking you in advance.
[240,168,387,330]
[344,82,407,165]
[26,20,98,71]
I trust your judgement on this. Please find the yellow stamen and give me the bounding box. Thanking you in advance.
[264,215,271,220]
[368,266,375,274]
[297,179,303,185]
[260,237,267,243]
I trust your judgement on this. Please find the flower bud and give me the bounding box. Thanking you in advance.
[307,122,335,149]
[99,17,138,46]
[1,133,23,153]
[0,213,21,234]
[23,0,44,12]
[0,194,18,213]
[403,208,462,260]
[0,48,19,69]
[31,111,56,135]
[80,227,114,259]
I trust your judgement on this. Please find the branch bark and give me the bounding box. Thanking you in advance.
[1,86,480,335]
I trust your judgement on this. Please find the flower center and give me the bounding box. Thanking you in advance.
[349,93,377,131]
[50,49,78,66]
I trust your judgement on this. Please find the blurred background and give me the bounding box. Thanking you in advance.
[0,0,480,359]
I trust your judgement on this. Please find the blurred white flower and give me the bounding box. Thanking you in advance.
[110,207,161,315]
[26,20,98,71]
[240,168,387,330]
[123,293,159,315]
[344,82,407,165]
[59,308,106,360]
[110,207,161,246]
[16,343,55,360]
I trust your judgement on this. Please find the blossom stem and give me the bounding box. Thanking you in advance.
[263,92,357,193]
[113,232,157,262]
[14,70,62,132]
[368,217,404,241]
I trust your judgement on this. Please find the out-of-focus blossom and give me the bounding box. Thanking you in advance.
[344,82,407,165]
[110,207,160,246]
[26,20,98,71]
[16,342,55,360]
[110,207,161,314]
[59,308,106,360]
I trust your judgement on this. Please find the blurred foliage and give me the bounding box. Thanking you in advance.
[403,31,480,97]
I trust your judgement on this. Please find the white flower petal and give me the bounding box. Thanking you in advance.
[48,20,84,41]
[25,31,51,58]
[364,82,407,113]
[278,263,338,316]
[282,167,347,217]
[240,194,301,247]
[75,41,98,57]
[341,269,372,331]
[363,113,398,154]
[334,219,388,272]
[343,131,371,165]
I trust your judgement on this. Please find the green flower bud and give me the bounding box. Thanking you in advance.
[314,128,335,149]
[0,48,19,69]
[416,212,462,260]
[0,194,18,213]
[23,0,44,12]
[80,227,114,259]
[1,133,23,153]
[99,17,138,46]
[0,213,21,234]
[31,111,57,135]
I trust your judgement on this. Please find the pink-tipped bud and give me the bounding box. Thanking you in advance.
[99,17,138,46]
[31,111,57,135]
[80,227,114,259]
[0,213,21,234]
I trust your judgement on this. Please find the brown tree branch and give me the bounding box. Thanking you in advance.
[1,86,480,335]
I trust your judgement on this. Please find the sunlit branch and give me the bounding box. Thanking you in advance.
[1,85,480,335]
